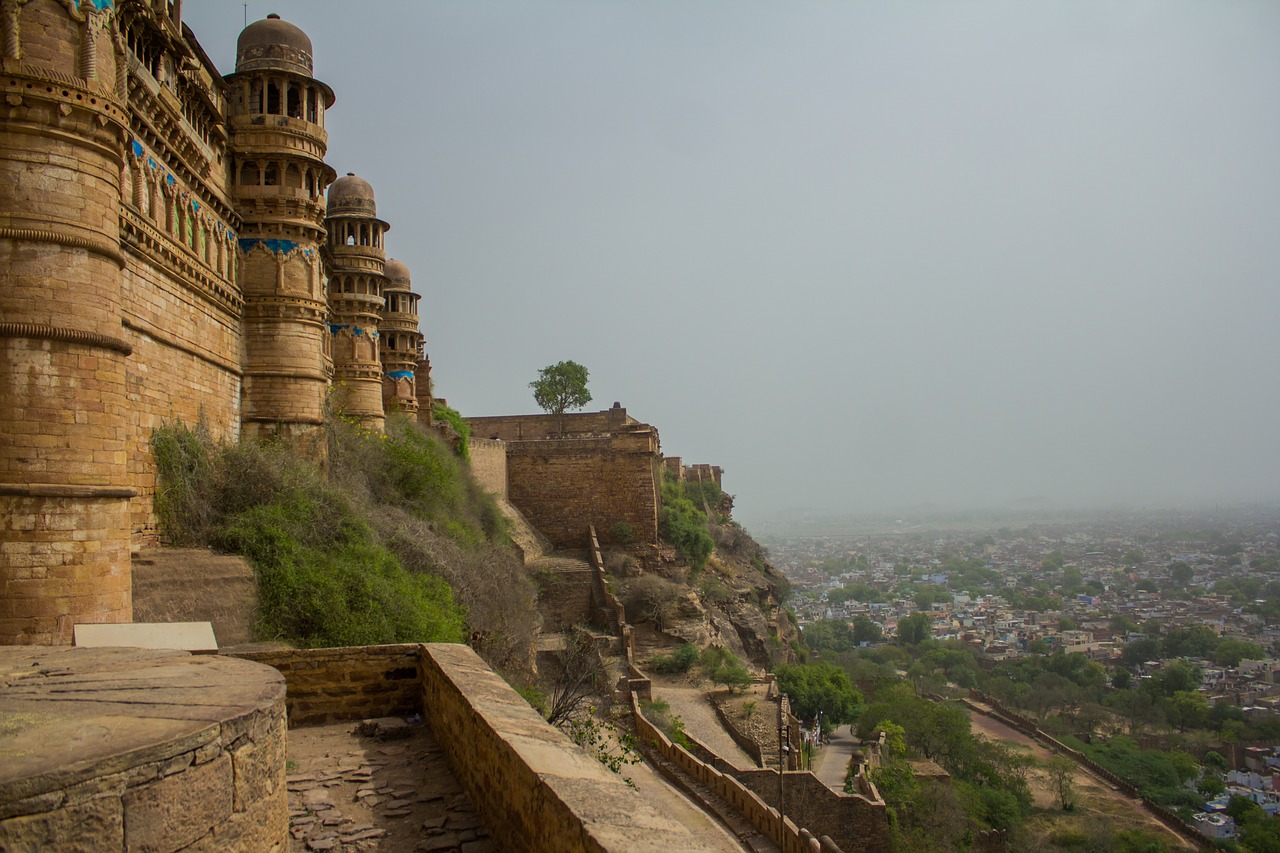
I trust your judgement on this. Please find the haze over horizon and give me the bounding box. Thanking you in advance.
[186,2,1280,527]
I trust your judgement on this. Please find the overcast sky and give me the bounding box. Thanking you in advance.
[186,1,1280,524]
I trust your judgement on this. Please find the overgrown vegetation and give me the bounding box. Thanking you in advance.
[151,415,536,671]
[658,475,714,569]
[430,402,471,462]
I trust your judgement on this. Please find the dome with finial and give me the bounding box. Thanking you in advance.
[327,172,377,217]
[236,14,314,76]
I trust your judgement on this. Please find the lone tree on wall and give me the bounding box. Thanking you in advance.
[530,360,591,436]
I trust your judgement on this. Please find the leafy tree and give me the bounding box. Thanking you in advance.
[1045,755,1077,810]
[1121,637,1161,668]
[1168,560,1194,586]
[897,613,932,645]
[1147,661,1202,697]
[1213,638,1265,667]
[1167,691,1210,732]
[775,662,863,725]
[852,616,883,645]
[1161,625,1218,659]
[1196,772,1225,798]
[1203,750,1229,773]
[804,618,856,654]
[529,360,591,435]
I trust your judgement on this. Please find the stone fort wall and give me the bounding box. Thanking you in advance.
[504,426,661,549]
[467,402,636,442]
[466,437,507,499]
[0,1,431,644]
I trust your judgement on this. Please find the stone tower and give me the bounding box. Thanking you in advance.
[0,0,132,643]
[226,14,336,442]
[325,173,388,430]
[379,258,423,415]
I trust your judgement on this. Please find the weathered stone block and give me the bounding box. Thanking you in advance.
[123,752,233,853]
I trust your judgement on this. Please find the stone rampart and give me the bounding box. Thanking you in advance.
[230,644,422,728]
[964,691,1214,851]
[505,427,661,549]
[420,642,720,853]
[466,436,507,498]
[734,768,890,853]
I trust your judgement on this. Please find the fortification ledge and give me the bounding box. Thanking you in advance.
[0,647,288,852]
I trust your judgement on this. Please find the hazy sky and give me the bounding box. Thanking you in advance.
[186,2,1280,524]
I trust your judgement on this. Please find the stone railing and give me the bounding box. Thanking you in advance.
[587,524,637,665]
[631,691,845,853]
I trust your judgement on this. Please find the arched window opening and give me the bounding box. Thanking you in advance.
[241,162,260,186]
[264,163,279,186]
[287,85,302,119]
[266,81,280,115]
[306,87,318,123]
[285,164,302,189]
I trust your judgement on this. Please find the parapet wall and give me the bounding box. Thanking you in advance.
[231,645,422,727]
[419,643,719,853]
[505,427,661,549]
[631,692,847,853]
[466,402,635,442]
[735,768,890,853]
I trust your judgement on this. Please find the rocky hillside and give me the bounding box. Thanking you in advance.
[610,514,799,671]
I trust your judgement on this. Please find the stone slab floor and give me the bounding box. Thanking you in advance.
[285,722,493,853]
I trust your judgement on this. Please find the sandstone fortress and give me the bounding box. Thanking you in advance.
[1,1,433,645]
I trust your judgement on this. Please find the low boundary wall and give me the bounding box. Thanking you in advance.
[420,643,718,853]
[964,692,1213,851]
[632,691,863,853]
[230,645,422,728]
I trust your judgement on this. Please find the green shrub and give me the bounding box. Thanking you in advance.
[150,419,505,652]
[430,402,470,461]
[609,522,635,545]
[659,477,713,569]
[651,643,699,675]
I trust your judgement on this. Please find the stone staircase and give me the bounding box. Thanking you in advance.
[130,548,259,647]
[528,552,595,633]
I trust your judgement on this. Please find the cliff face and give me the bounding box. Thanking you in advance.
[614,518,799,671]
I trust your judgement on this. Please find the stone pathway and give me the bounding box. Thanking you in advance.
[651,679,758,770]
[810,728,857,792]
[286,719,494,852]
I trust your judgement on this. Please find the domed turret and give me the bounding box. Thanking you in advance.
[325,173,388,430]
[384,258,410,286]
[328,172,377,217]
[228,12,335,442]
[379,258,423,416]
[236,13,314,76]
